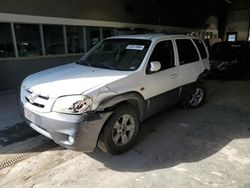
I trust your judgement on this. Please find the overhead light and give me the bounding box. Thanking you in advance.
[225,0,232,4]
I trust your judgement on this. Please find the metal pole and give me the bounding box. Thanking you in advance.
[63,25,68,54]
[10,23,18,58]
[100,27,103,40]
[83,27,87,53]
[39,24,45,56]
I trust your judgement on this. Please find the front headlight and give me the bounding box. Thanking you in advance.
[52,95,92,114]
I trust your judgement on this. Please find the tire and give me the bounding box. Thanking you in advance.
[182,81,207,109]
[97,104,140,155]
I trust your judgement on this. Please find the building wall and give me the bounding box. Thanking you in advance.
[225,9,250,41]
[0,0,219,29]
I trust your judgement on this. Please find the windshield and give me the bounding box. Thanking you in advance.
[77,39,151,71]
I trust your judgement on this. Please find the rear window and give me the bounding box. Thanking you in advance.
[176,39,199,65]
[193,39,208,59]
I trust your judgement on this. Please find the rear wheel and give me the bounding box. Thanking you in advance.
[182,82,207,109]
[98,104,140,155]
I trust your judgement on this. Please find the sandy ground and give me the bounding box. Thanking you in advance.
[0,80,250,188]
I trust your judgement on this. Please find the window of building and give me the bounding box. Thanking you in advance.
[86,27,101,51]
[148,40,175,72]
[0,23,15,58]
[228,34,236,42]
[102,28,116,39]
[176,39,199,65]
[14,24,41,57]
[66,26,85,54]
[43,25,64,55]
[227,32,237,42]
[193,39,208,59]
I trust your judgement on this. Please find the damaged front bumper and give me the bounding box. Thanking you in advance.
[21,105,112,152]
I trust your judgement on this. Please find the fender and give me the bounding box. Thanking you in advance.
[197,69,210,80]
[96,91,147,121]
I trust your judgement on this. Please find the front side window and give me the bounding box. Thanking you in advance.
[14,24,41,57]
[0,23,14,58]
[193,39,208,59]
[148,40,175,72]
[176,39,199,65]
[77,39,151,71]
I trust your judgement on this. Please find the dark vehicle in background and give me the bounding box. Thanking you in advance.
[209,41,250,79]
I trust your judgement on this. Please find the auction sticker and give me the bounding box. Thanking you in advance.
[126,45,145,50]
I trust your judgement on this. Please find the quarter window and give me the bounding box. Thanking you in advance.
[193,39,207,59]
[176,39,199,65]
[148,40,175,72]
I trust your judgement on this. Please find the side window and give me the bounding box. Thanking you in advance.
[193,39,208,59]
[176,39,199,65]
[148,40,175,72]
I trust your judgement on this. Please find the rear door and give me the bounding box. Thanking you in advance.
[174,38,201,86]
[193,38,209,71]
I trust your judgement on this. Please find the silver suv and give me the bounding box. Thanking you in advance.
[21,34,210,155]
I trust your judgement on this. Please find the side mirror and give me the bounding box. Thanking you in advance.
[150,61,161,73]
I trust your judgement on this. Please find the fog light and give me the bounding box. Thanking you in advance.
[68,135,75,144]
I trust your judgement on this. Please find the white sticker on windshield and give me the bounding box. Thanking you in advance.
[126,45,145,50]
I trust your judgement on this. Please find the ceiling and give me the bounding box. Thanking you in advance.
[123,0,233,28]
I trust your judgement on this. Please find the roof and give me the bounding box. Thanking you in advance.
[108,33,194,40]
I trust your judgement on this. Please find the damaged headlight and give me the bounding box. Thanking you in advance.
[52,95,92,114]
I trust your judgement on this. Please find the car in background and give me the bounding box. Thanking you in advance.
[209,41,250,78]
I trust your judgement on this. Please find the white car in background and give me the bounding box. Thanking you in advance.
[20,34,210,155]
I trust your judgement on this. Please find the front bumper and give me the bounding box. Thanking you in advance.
[21,105,112,152]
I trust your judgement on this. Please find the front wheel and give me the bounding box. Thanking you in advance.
[182,82,207,109]
[98,104,140,155]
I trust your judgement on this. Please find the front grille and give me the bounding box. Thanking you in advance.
[25,97,45,108]
[27,89,49,100]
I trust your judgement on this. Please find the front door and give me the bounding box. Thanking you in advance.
[143,40,179,116]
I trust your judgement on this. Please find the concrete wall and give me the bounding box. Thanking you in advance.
[0,0,221,29]
[0,55,81,92]
[225,9,250,41]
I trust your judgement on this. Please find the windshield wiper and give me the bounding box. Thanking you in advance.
[76,59,92,67]
[97,64,116,70]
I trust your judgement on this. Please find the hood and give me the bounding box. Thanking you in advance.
[22,63,133,99]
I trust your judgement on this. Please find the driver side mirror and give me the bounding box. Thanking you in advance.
[149,61,161,73]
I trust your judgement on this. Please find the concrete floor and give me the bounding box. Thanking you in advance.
[0,80,250,188]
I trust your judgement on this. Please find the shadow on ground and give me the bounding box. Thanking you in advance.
[87,101,250,172]
[0,121,39,146]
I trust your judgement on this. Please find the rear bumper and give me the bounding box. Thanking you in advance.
[21,105,112,152]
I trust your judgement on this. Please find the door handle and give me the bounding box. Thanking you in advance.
[171,73,178,79]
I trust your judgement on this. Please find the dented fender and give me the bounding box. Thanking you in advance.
[95,92,147,121]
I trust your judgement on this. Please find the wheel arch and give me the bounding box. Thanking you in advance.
[96,91,147,121]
